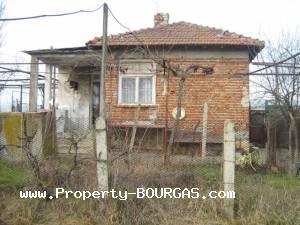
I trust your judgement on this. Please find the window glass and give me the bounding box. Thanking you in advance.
[121,77,136,103]
[139,77,152,104]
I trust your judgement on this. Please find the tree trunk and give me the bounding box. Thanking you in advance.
[167,78,185,156]
[266,117,277,168]
[266,119,271,166]
[288,114,297,177]
[292,121,299,176]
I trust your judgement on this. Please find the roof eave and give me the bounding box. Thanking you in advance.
[23,46,89,56]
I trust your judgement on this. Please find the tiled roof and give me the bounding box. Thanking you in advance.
[86,22,264,49]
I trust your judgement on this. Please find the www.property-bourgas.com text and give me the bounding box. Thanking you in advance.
[20,188,235,201]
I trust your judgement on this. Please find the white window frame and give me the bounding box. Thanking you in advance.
[118,74,156,106]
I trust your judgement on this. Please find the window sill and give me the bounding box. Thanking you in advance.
[117,104,158,108]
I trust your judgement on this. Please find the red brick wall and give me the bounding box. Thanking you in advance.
[105,58,250,135]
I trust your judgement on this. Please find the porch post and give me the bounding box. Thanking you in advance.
[44,64,52,110]
[29,56,38,112]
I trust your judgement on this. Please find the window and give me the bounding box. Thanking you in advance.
[119,75,155,105]
[118,60,156,105]
[121,77,136,104]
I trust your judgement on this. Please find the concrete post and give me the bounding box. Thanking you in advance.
[95,3,109,191]
[201,102,208,158]
[95,117,108,191]
[29,56,38,112]
[223,119,235,218]
[44,64,51,110]
[20,85,23,112]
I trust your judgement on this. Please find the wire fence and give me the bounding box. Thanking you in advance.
[0,111,270,190]
[46,113,228,192]
[0,109,291,174]
[106,118,252,193]
[0,109,299,224]
[56,115,94,156]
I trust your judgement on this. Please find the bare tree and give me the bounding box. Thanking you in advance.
[252,31,300,177]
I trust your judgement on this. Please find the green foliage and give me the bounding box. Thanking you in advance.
[163,163,222,189]
[236,151,260,170]
[242,171,300,188]
[0,160,31,189]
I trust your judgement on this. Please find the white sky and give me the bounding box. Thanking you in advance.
[0,0,300,62]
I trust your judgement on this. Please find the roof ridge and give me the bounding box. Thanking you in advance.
[86,20,264,49]
[101,21,225,39]
[111,21,259,41]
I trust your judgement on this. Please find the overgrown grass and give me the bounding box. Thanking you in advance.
[238,170,300,188]
[0,159,299,225]
[0,160,30,189]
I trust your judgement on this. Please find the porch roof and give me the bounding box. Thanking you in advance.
[24,47,102,67]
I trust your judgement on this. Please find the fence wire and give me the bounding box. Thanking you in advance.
[0,109,299,225]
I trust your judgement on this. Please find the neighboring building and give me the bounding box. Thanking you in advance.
[0,86,44,112]
[25,13,264,153]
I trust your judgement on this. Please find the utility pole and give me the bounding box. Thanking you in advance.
[95,2,109,191]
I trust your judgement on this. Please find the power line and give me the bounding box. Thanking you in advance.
[107,7,163,65]
[107,7,131,31]
[0,62,46,65]
[108,6,300,79]
[252,62,300,69]
[0,4,103,21]
[249,52,300,75]
[250,73,300,76]
[0,66,58,81]
[0,62,102,66]
[0,78,44,82]
[108,6,149,48]
[252,62,300,67]
[0,84,45,88]
[0,66,45,78]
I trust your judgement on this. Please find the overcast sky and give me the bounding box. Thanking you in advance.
[1,0,300,62]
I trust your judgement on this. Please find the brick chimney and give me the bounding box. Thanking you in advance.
[154,13,169,27]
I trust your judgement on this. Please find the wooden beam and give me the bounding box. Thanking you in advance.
[201,102,208,158]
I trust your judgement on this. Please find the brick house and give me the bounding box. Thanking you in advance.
[25,13,264,154]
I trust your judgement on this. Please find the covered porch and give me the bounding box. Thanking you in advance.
[25,47,103,129]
